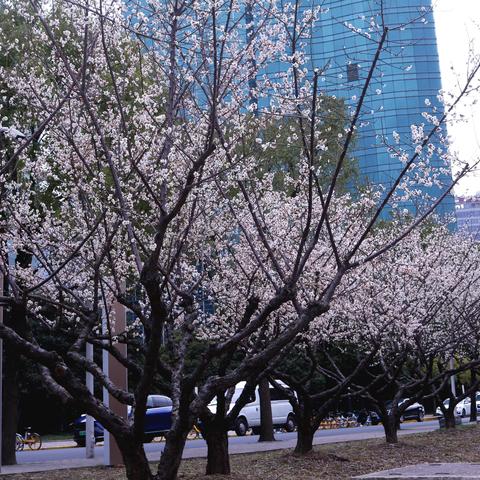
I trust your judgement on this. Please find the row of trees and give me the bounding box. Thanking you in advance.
[273,225,480,448]
[0,1,479,479]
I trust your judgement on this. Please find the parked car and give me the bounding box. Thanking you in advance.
[435,393,480,417]
[72,394,172,447]
[386,398,425,422]
[72,414,104,446]
[208,381,296,436]
[435,398,452,417]
[453,398,472,417]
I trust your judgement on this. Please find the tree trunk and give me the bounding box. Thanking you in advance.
[294,402,315,454]
[470,369,477,423]
[258,377,275,442]
[2,341,19,465]
[204,425,230,475]
[2,301,27,465]
[444,410,457,429]
[121,441,153,480]
[156,425,189,480]
[383,416,399,444]
[294,424,314,454]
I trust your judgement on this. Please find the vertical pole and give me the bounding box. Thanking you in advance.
[450,357,457,397]
[102,301,128,466]
[347,387,352,412]
[85,342,94,458]
[102,325,110,466]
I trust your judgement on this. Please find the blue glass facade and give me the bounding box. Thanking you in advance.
[270,0,455,216]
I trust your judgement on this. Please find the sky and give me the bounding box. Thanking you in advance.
[434,0,480,196]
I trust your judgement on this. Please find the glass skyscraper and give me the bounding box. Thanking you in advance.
[269,0,455,215]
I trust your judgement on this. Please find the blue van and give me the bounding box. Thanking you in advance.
[72,395,172,446]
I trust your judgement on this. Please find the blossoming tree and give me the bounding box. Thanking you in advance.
[0,1,479,479]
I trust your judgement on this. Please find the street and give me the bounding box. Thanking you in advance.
[17,418,445,465]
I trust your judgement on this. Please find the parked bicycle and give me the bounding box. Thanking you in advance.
[318,412,362,430]
[15,434,23,452]
[186,424,202,440]
[15,428,42,451]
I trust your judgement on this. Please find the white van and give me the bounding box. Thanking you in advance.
[208,380,296,436]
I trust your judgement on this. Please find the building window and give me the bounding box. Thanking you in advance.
[347,63,359,82]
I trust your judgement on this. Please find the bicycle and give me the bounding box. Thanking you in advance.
[320,414,339,429]
[186,424,202,440]
[345,416,360,428]
[15,433,24,452]
[15,428,42,451]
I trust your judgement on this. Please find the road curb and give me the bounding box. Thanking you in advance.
[40,445,77,451]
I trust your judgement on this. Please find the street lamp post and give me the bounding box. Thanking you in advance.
[85,341,94,459]
[450,357,457,397]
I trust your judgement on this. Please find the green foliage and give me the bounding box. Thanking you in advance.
[277,343,364,399]
[251,96,359,195]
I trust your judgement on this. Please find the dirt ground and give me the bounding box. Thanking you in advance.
[9,424,480,480]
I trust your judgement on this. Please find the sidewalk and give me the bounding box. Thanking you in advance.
[1,425,435,475]
[355,463,480,479]
[40,440,78,450]
[34,416,438,452]
[1,457,103,475]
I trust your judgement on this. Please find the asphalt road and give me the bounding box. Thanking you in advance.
[17,418,444,464]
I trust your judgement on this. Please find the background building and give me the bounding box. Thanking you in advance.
[456,195,480,240]
[267,0,455,216]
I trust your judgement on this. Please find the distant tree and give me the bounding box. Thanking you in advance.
[349,228,480,442]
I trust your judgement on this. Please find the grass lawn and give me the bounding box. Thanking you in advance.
[10,424,480,480]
